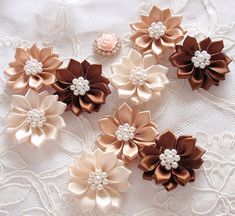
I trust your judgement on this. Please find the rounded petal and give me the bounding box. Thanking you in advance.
[41,123,58,140]
[137,85,152,102]
[12,74,29,91]
[31,127,46,147]
[111,63,131,76]
[96,189,112,213]
[110,74,130,87]
[172,166,191,185]
[138,155,159,172]
[135,34,152,49]
[12,95,31,112]
[96,134,117,149]
[177,137,196,156]
[15,122,32,143]
[46,116,66,129]
[40,72,56,85]
[69,166,89,179]
[79,189,96,211]
[46,101,66,116]
[68,180,88,196]
[154,165,171,184]
[108,166,131,183]
[28,75,43,90]
[117,83,136,98]
[6,112,26,128]
[76,151,96,172]
[105,187,122,212]
[122,142,138,160]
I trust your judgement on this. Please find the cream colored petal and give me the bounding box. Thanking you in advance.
[68,180,88,196]
[75,151,96,172]
[15,48,30,64]
[69,166,89,179]
[96,189,112,213]
[117,83,136,99]
[105,187,122,212]
[137,85,152,102]
[143,54,157,69]
[39,91,49,104]
[146,73,169,90]
[41,123,58,140]
[45,101,66,116]
[12,95,31,111]
[121,56,135,69]
[40,95,58,112]
[109,181,131,193]
[108,166,131,183]
[39,46,52,62]
[146,64,168,75]
[117,103,133,125]
[98,117,117,136]
[127,49,143,67]
[133,111,151,130]
[130,93,141,105]
[31,127,46,147]
[46,116,66,129]
[25,89,40,108]
[6,112,26,128]
[79,188,96,211]
[110,74,130,87]
[111,63,131,75]
[122,142,138,160]
[30,44,40,59]
[28,75,43,91]
[43,57,62,71]
[15,122,32,143]
[105,141,123,156]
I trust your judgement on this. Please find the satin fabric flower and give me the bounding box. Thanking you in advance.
[5,43,62,93]
[68,149,131,213]
[110,49,169,105]
[138,130,205,191]
[170,36,232,90]
[52,59,111,116]
[130,5,185,56]
[96,103,158,163]
[6,89,66,147]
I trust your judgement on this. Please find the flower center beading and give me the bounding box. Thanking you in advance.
[148,22,166,39]
[159,149,180,170]
[115,123,136,141]
[24,59,43,75]
[70,77,90,96]
[129,67,147,86]
[26,109,46,128]
[191,50,211,69]
[88,170,108,190]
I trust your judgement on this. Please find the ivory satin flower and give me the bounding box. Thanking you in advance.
[96,103,158,163]
[5,43,62,93]
[6,89,66,147]
[130,5,186,56]
[68,149,131,213]
[110,49,169,105]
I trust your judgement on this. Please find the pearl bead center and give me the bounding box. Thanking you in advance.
[115,123,136,141]
[159,149,180,171]
[148,22,166,39]
[191,50,211,69]
[24,59,43,76]
[129,67,147,86]
[26,109,46,128]
[88,170,108,191]
[70,77,90,96]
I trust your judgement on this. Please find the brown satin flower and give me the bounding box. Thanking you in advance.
[130,5,185,56]
[5,43,62,92]
[170,36,232,90]
[138,130,205,191]
[52,59,111,116]
[96,103,158,164]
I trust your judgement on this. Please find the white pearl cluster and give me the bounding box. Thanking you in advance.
[159,149,181,171]
[88,170,108,190]
[26,109,46,128]
[129,67,147,86]
[115,123,136,141]
[148,22,166,39]
[70,77,90,96]
[191,50,211,69]
[24,59,43,76]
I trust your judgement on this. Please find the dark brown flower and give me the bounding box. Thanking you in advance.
[52,59,111,116]
[170,36,232,90]
[138,130,205,191]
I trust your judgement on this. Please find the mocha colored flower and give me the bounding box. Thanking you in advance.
[130,5,185,56]
[52,59,111,116]
[96,103,158,163]
[5,43,62,92]
[138,130,205,191]
[170,36,232,90]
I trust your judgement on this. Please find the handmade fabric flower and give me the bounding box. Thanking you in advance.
[68,149,131,213]
[5,43,62,92]
[170,36,232,90]
[96,103,158,163]
[52,59,111,116]
[110,49,169,105]
[6,89,66,147]
[138,130,205,191]
[94,33,122,56]
[130,5,185,56]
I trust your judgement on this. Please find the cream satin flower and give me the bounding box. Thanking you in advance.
[110,49,169,105]
[6,89,66,147]
[68,149,131,213]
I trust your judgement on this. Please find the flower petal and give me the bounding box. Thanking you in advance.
[135,34,152,49]
[15,122,32,143]
[154,165,171,184]
[156,130,176,149]
[164,16,182,29]
[110,74,130,87]
[128,49,143,66]
[176,137,196,156]
[39,46,53,62]
[43,57,62,71]
[25,89,40,108]
[172,166,191,185]
[41,123,58,140]
[96,134,117,149]
[30,44,40,59]
[79,189,96,210]
[143,54,157,69]
[105,187,122,212]
[28,75,43,90]
[99,117,117,136]
[138,155,159,172]
[108,166,131,183]
[135,126,158,141]
[6,112,26,128]
[117,103,133,125]
[137,85,152,102]
[12,95,31,112]
[15,48,29,64]
[133,111,151,130]
[69,166,89,179]
[67,59,83,77]
[111,63,131,76]
[46,116,66,128]
[46,101,66,116]
[96,189,112,213]
[109,180,130,193]
[122,141,138,160]
[68,180,88,196]
[40,72,56,85]
[31,127,46,147]
[118,83,136,98]
[95,149,117,172]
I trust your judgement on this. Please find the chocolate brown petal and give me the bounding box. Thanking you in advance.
[56,92,73,106]
[90,83,111,95]
[154,164,171,184]
[207,69,225,81]
[174,45,191,55]
[143,170,155,180]
[138,155,159,172]
[176,137,196,156]
[188,68,204,90]
[163,179,178,191]
[28,75,43,90]
[130,21,148,31]
[52,81,70,92]
[78,96,95,113]
[183,146,205,161]
[135,34,152,49]
[170,53,192,67]
[95,76,110,85]
[139,145,161,158]
[199,37,212,50]
[201,76,213,90]
[56,69,74,83]
[87,89,105,104]
[67,59,83,77]
[211,53,232,64]
[177,66,194,79]
[183,36,199,53]
[71,103,82,116]
[85,65,102,82]
[40,72,55,86]
[180,158,204,169]
[207,40,224,54]
[81,60,91,73]
[172,166,191,186]
[156,130,176,149]
[208,60,230,74]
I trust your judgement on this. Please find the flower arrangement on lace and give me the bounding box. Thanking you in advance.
[170,36,232,90]
[5,43,62,92]
[110,49,169,105]
[68,149,131,213]
[130,5,185,57]
[138,130,205,191]
[52,59,111,116]
[96,103,158,163]
[6,89,66,147]
[94,33,122,56]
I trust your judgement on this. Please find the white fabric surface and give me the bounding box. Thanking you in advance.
[0,0,235,215]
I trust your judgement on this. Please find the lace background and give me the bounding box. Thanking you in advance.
[0,0,235,215]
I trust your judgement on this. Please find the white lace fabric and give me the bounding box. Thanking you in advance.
[0,0,235,215]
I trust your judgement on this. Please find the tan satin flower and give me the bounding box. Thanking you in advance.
[5,43,62,93]
[96,103,158,163]
[130,5,185,56]
[68,149,131,213]
[6,89,66,147]
[110,49,169,105]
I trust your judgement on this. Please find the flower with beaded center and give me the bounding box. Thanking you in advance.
[24,59,43,75]
[115,123,136,141]
[159,149,180,170]
[70,77,90,96]
[191,50,211,69]
[87,170,109,191]
[129,67,147,86]
[148,22,166,39]
[26,109,47,128]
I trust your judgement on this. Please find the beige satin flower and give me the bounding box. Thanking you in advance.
[68,149,131,213]
[110,49,169,105]
[130,5,186,56]
[96,103,158,163]
[5,43,62,93]
[6,89,66,147]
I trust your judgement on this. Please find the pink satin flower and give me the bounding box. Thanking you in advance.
[6,89,66,147]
